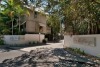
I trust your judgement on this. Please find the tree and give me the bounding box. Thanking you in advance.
[47,14,60,36]
[30,0,100,34]
[1,0,99,35]
[15,5,29,34]
[0,0,29,35]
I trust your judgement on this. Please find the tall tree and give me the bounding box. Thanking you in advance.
[47,14,60,35]
[0,0,29,35]
[30,0,100,34]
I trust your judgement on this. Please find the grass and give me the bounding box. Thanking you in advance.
[64,47,86,55]
[64,47,100,64]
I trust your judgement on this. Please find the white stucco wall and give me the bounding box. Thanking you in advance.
[25,34,44,43]
[64,35,100,57]
[4,35,26,45]
[4,34,44,45]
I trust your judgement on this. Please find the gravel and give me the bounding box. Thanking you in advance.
[0,48,99,67]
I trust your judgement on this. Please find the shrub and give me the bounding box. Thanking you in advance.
[65,47,86,55]
[29,42,32,45]
[42,39,47,44]
[32,41,35,44]
[0,39,4,45]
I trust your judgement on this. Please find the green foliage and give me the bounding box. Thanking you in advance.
[0,0,29,35]
[42,39,47,44]
[61,0,100,34]
[32,41,36,44]
[30,0,100,34]
[65,48,86,55]
[47,14,60,34]
[0,39,4,45]
[1,0,100,34]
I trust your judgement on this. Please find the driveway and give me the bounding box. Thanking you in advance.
[0,40,64,63]
[0,40,99,67]
[0,49,26,63]
[20,40,64,52]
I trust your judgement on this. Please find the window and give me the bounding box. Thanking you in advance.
[34,12,37,18]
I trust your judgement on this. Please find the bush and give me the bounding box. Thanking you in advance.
[0,39,4,45]
[65,47,86,55]
[45,34,53,41]
[42,39,47,44]
[73,48,86,55]
[29,42,31,45]
[32,41,35,44]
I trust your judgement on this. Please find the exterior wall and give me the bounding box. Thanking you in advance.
[35,13,46,24]
[46,26,51,34]
[25,34,44,43]
[43,26,46,34]
[64,35,100,57]
[26,21,36,33]
[4,35,25,45]
[26,9,47,34]
[3,34,44,45]
[35,23,39,33]
[26,10,36,33]
[34,13,47,33]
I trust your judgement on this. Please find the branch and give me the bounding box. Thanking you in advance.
[20,21,26,25]
[91,0,100,4]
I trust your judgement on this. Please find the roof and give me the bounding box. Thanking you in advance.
[25,6,47,16]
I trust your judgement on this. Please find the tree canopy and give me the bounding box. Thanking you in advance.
[0,0,29,35]
[30,0,100,34]
[47,14,60,35]
[0,0,100,35]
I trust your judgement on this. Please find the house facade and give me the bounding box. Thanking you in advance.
[26,8,50,34]
[3,7,51,45]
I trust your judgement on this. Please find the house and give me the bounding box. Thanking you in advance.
[3,7,51,45]
[26,7,51,34]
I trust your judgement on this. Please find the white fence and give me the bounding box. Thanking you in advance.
[4,34,44,45]
[64,35,100,57]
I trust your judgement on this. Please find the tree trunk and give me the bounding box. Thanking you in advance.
[18,16,21,34]
[11,18,14,35]
[95,21,100,34]
[88,22,91,34]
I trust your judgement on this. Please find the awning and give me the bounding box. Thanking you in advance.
[39,23,46,27]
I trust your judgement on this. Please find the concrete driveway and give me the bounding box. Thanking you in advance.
[20,40,64,52]
[0,40,64,63]
[0,49,26,63]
